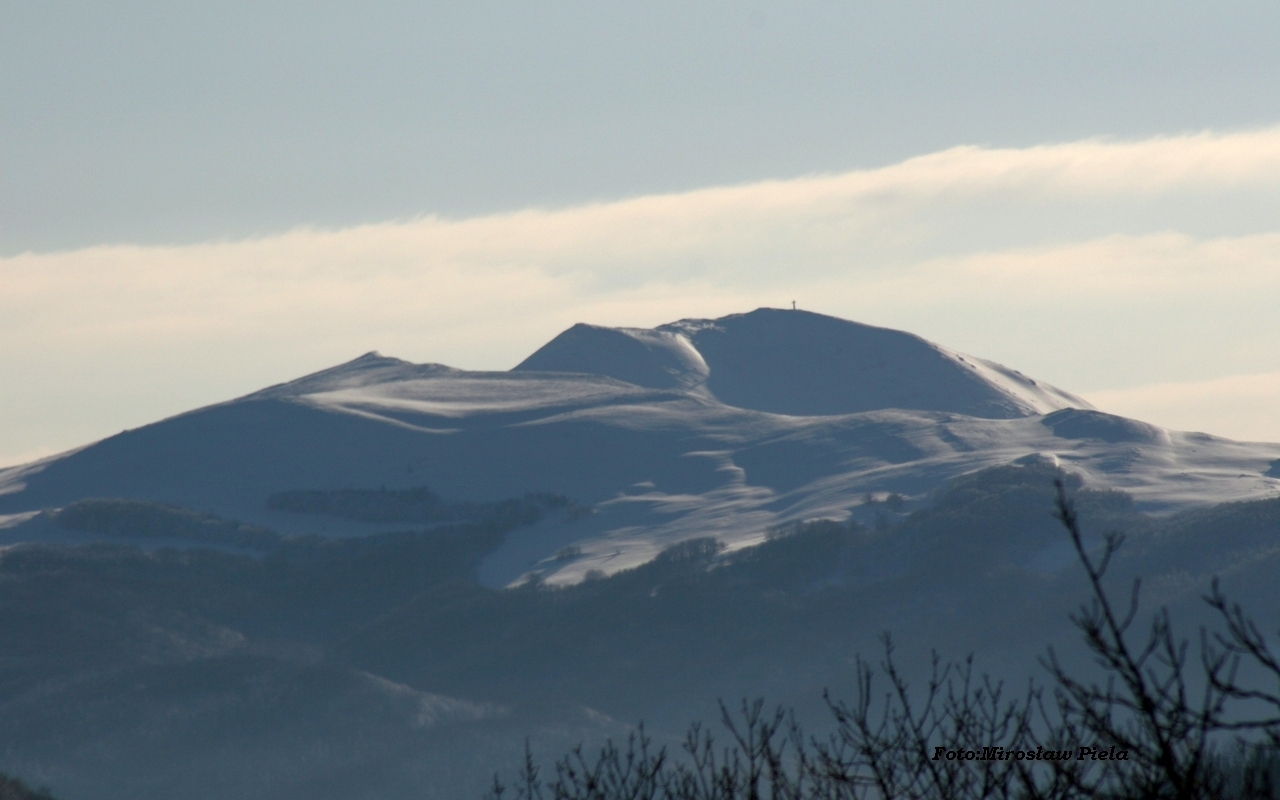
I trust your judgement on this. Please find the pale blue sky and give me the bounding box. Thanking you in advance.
[4,1,1280,464]
[6,1,1280,253]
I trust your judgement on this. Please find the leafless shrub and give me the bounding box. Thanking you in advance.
[486,480,1280,800]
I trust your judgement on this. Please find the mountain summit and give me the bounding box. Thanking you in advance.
[515,308,1087,417]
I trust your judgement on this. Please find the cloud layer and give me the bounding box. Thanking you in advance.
[1086,372,1280,444]
[5,126,1280,462]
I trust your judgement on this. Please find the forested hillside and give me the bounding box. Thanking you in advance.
[1,461,1278,798]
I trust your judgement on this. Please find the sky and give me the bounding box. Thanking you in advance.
[4,1,1280,466]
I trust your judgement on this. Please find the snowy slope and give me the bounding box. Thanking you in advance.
[516,309,1090,417]
[2,309,1277,586]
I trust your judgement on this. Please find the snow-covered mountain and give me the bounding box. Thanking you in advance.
[515,309,1087,417]
[3,308,1278,586]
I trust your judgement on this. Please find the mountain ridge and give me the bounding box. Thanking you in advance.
[1,309,1277,587]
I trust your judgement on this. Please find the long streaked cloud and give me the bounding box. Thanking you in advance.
[843,232,1280,303]
[4,125,1280,462]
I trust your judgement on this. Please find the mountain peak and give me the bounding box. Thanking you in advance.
[514,308,1088,418]
[245,352,459,400]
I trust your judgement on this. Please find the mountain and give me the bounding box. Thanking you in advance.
[2,308,1278,587]
[3,310,1280,799]
[515,309,1087,417]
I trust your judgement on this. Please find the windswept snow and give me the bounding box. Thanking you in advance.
[515,325,711,393]
[519,309,1089,417]
[1,308,1276,586]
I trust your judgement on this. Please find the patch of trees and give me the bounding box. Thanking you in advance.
[266,485,575,527]
[487,481,1280,799]
[55,498,283,550]
[0,773,56,800]
[53,488,580,554]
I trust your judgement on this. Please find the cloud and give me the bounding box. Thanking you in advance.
[1084,373,1280,443]
[4,125,1280,456]
[841,232,1280,304]
[863,127,1280,197]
